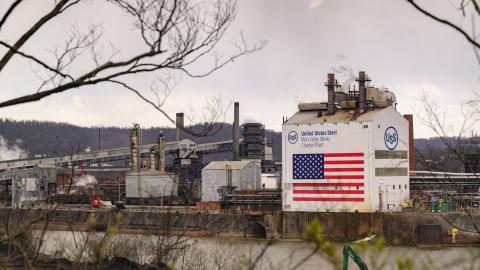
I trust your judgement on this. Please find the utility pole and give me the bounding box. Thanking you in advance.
[98,128,101,167]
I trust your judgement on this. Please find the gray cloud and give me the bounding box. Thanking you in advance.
[0,0,479,138]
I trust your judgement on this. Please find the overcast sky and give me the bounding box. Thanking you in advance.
[1,0,479,138]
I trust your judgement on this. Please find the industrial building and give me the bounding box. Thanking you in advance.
[2,70,479,213]
[125,124,179,203]
[0,164,56,208]
[201,160,261,202]
[125,171,178,198]
[0,99,279,209]
[282,71,410,212]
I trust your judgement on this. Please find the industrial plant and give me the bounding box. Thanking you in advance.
[1,71,480,221]
[0,100,280,210]
[283,72,410,212]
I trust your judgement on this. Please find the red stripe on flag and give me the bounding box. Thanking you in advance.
[293,183,364,187]
[324,175,364,179]
[293,190,364,194]
[293,197,365,202]
[324,167,364,172]
[324,160,364,165]
[324,153,364,157]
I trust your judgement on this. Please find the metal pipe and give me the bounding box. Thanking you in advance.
[233,102,240,160]
[357,71,370,113]
[176,113,184,141]
[157,133,166,172]
[149,147,156,170]
[326,73,336,115]
[404,114,415,172]
[129,123,141,171]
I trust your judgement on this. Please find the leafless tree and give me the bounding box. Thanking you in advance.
[0,0,265,136]
[405,0,480,55]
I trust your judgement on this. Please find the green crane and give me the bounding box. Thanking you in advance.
[343,244,369,270]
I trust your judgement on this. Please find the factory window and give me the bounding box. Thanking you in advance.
[399,185,401,189]
[405,184,408,189]
[375,167,408,176]
[375,150,408,159]
[393,185,395,190]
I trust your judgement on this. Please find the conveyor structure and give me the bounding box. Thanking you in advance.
[0,139,233,171]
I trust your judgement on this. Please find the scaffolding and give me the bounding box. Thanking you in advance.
[243,122,265,160]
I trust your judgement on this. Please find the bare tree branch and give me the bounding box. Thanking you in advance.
[472,0,480,15]
[108,79,225,137]
[0,0,80,73]
[405,0,480,49]
[0,0,263,136]
[0,40,74,81]
[0,0,24,31]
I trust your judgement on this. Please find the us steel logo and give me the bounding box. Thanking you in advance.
[288,131,298,144]
[384,126,398,150]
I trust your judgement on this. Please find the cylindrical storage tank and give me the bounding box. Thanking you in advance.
[129,124,141,171]
[149,147,156,170]
[156,133,166,172]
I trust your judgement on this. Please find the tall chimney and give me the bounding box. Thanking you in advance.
[233,102,240,161]
[326,73,336,115]
[404,114,416,173]
[149,147,156,170]
[176,113,184,141]
[156,133,166,172]
[129,123,141,171]
[357,71,370,113]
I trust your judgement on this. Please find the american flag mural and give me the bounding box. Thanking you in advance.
[292,152,365,202]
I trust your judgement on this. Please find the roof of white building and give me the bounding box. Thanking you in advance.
[203,160,257,170]
[285,106,400,124]
[126,170,176,176]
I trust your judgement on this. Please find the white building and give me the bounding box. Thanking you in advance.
[282,72,410,212]
[126,171,178,198]
[201,160,261,202]
[261,173,281,189]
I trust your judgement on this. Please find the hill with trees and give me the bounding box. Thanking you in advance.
[0,119,282,161]
[0,119,466,172]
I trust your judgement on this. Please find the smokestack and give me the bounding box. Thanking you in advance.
[233,102,240,161]
[357,71,370,113]
[156,133,166,172]
[404,114,416,173]
[149,147,156,170]
[176,113,184,141]
[326,73,336,115]
[129,123,141,171]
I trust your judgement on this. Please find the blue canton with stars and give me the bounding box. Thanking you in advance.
[293,154,324,179]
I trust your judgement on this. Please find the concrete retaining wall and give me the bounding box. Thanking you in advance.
[282,211,480,246]
[1,209,479,246]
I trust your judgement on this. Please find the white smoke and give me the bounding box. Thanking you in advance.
[74,174,97,187]
[309,0,324,8]
[331,55,358,92]
[0,135,28,161]
[243,118,261,124]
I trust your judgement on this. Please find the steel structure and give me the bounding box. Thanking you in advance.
[410,171,480,193]
[0,140,234,171]
[243,122,265,160]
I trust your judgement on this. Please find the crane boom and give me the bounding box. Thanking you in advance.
[343,244,369,270]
